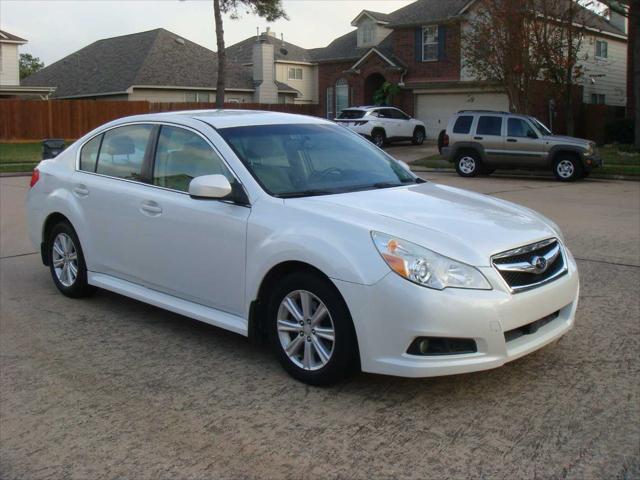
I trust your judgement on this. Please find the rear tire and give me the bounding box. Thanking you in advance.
[553,156,583,182]
[267,272,358,385]
[47,221,94,298]
[371,129,386,148]
[411,127,425,145]
[454,151,482,177]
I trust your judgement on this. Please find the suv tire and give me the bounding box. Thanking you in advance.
[455,151,482,177]
[267,272,358,385]
[553,155,583,182]
[411,127,426,146]
[371,129,386,148]
[47,221,95,298]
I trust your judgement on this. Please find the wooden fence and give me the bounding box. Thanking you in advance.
[0,100,322,141]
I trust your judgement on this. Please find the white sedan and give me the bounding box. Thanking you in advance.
[27,110,579,385]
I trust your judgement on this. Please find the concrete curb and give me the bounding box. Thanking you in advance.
[409,167,639,182]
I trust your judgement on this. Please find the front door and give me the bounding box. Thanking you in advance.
[133,125,250,315]
[503,117,547,167]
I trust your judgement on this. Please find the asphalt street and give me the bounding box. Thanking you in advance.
[1,173,638,479]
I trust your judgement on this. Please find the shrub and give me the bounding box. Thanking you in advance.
[604,118,635,145]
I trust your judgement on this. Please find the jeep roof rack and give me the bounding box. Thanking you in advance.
[457,110,512,115]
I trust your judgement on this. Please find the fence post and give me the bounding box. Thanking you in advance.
[47,100,53,139]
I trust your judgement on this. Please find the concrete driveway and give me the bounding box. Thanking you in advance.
[1,174,639,479]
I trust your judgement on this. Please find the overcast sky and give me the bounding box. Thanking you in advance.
[0,0,414,66]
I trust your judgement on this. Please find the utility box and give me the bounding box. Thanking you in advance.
[42,139,66,159]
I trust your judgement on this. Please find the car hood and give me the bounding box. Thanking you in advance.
[296,182,559,266]
[542,135,591,147]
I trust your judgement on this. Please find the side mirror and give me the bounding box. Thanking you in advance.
[188,174,232,199]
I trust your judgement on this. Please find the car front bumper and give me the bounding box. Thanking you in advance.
[333,248,579,378]
[584,154,603,169]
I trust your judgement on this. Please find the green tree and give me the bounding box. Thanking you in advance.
[19,53,44,80]
[213,0,288,107]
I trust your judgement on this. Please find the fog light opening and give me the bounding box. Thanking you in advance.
[407,337,477,356]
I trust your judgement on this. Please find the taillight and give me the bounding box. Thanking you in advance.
[30,168,40,188]
[443,133,449,147]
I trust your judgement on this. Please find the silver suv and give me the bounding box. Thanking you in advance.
[439,111,602,181]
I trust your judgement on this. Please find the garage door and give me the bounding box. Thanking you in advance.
[415,92,509,139]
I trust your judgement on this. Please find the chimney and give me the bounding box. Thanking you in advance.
[252,36,278,103]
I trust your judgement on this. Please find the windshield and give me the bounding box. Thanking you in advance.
[337,110,366,119]
[530,117,552,135]
[218,123,420,198]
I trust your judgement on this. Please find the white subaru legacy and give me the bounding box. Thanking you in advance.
[27,110,579,385]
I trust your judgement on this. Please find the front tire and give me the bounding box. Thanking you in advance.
[412,127,425,145]
[553,156,583,182]
[267,272,358,385]
[455,151,481,177]
[47,221,94,297]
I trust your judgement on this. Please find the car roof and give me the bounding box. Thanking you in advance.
[344,106,399,111]
[455,110,535,121]
[109,110,333,130]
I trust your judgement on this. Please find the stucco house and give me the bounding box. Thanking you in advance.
[22,28,301,104]
[310,0,628,137]
[0,30,54,98]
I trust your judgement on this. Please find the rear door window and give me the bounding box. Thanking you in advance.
[337,110,366,120]
[476,116,503,136]
[96,124,154,181]
[453,116,473,134]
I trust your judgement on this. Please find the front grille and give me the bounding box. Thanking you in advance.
[492,238,567,292]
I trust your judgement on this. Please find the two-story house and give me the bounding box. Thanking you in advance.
[0,29,54,98]
[310,0,628,137]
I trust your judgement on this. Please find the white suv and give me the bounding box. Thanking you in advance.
[334,106,426,148]
[27,110,579,385]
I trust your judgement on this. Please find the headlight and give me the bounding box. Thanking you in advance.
[585,143,594,156]
[371,232,491,290]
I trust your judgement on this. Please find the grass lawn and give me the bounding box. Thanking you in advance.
[0,141,73,173]
[411,145,640,178]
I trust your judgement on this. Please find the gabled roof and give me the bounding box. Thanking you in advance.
[384,0,472,27]
[351,10,392,26]
[22,28,298,99]
[226,33,312,63]
[0,30,27,43]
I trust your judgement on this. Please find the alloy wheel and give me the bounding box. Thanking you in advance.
[556,160,575,179]
[276,290,335,371]
[52,232,78,287]
[459,156,476,175]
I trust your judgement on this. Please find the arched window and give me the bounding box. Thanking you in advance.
[335,78,349,116]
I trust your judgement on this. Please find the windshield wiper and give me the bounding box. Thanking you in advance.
[276,189,335,198]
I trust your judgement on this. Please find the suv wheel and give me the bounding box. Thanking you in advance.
[268,272,358,385]
[455,152,481,177]
[371,129,386,148]
[411,127,425,145]
[553,156,583,182]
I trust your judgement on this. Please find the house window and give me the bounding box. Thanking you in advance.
[185,91,210,102]
[591,93,606,104]
[288,67,303,80]
[335,79,349,116]
[362,24,375,44]
[595,40,608,59]
[326,86,334,119]
[422,25,438,61]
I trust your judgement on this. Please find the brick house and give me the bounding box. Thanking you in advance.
[308,0,628,138]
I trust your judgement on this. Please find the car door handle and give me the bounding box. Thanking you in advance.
[474,136,483,140]
[140,200,162,216]
[507,138,518,142]
[73,184,89,197]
